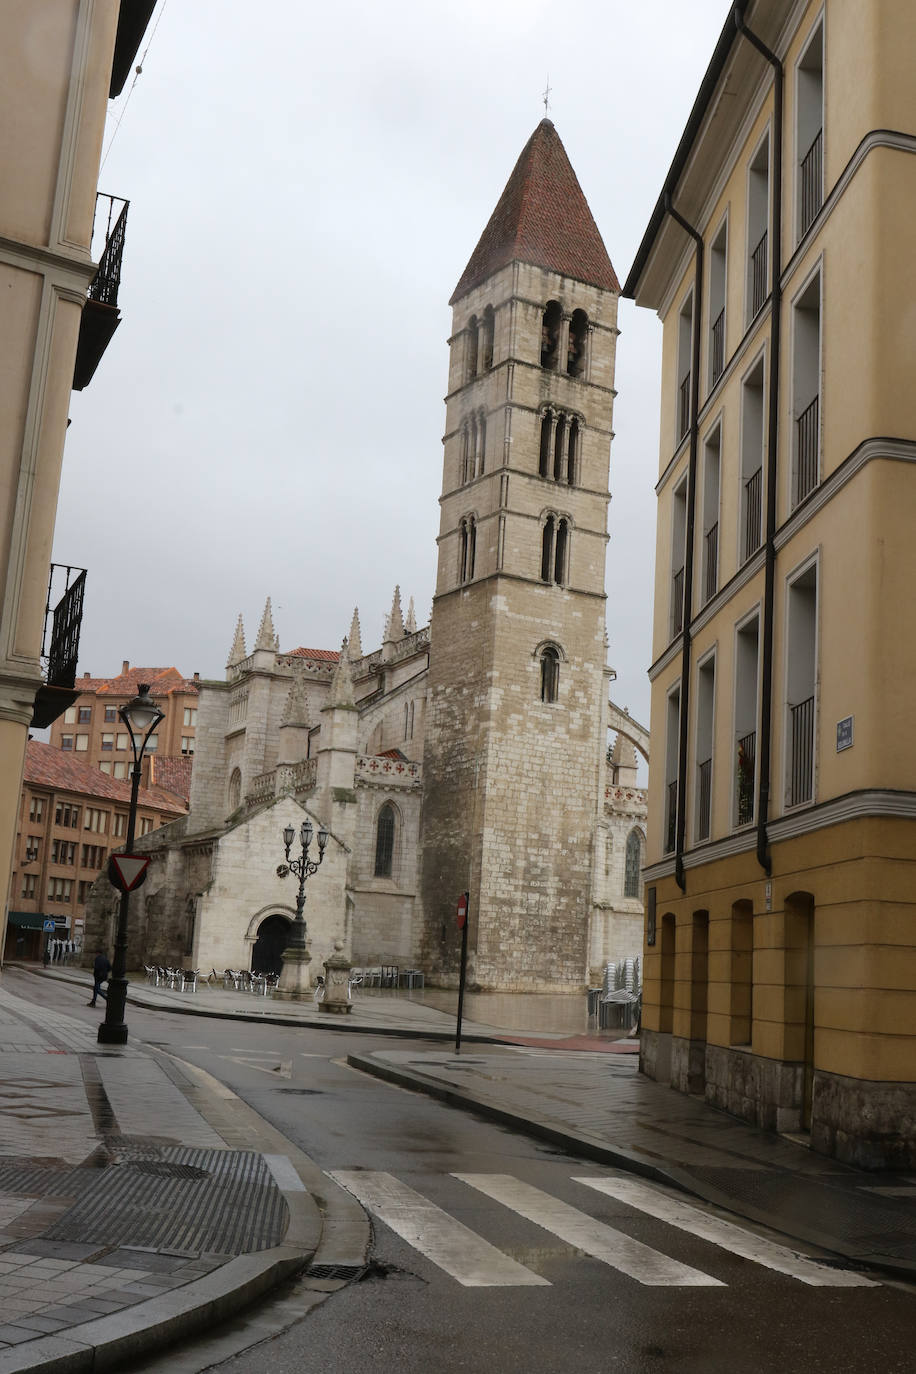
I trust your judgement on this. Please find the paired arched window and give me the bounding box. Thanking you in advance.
[541,514,569,585]
[466,307,495,381]
[466,316,479,381]
[624,829,644,898]
[461,412,487,483]
[228,767,242,811]
[568,308,588,376]
[541,300,562,368]
[540,645,560,703]
[538,409,580,484]
[541,302,590,376]
[459,516,477,584]
[374,803,396,878]
[481,306,495,371]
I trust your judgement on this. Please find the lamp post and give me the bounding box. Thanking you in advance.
[274,817,329,1000]
[98,683,163,1046]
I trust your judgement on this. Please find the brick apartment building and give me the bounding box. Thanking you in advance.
[6,740,186,962]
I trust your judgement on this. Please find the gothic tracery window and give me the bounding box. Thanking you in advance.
[624,828,644,898]
[374,803,396,878]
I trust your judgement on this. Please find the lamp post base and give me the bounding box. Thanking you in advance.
[97,1021,128,1045]
[274,943,312,1001]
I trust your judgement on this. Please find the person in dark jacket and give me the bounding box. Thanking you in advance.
[88,951,111,1007]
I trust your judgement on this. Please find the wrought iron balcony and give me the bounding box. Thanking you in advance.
[795,395,819,506]
[31,564,87,729]
[750,230,768,319]
[789,695,815,806]
[665,779,678,854]
[800,129,823,237]
[704,523,718,605]
[671,565,685,639]
[677,372,691,442]
[73,194,129,391]
[736,730,756,826]
[696,757,711,842]
[710,309,725,385]
[743,467,763,562]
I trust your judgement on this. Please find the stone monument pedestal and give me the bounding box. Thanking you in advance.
[319,940,353,1014]
[273,943,312,1001]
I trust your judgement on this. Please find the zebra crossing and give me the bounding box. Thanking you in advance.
[329,1170,879,1290]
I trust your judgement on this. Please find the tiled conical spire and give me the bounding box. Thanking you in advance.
[328,637,355,707]
[385,586,404,642]
[405,596,417,634]
[254,597,276,652]
[226,614,246,668]
[451,119,618,303]
[348,607,363,659]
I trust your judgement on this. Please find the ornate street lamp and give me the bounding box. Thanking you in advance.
[98,683,164,1045]
[274,816,329,1000]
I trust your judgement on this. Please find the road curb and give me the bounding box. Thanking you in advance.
[347,1050,915,1285]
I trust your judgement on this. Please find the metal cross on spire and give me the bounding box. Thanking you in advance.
[542,76,552,115]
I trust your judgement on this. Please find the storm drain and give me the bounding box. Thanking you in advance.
[305,1263,366,1281]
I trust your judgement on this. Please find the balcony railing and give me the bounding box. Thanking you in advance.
[743,467,763,561]
[795,395,819,505]
[665,779,678,854]
[800,128,823,236]
[789,695,815,806]
[677,372,691,442]
[671,565,685,638]
[736,730,756,826]
[704,523,718,604]
[710,309,725,385]
[73,194,129,391]
[750,230,768,318]
[32,565,87,729]
[696,757,712,841]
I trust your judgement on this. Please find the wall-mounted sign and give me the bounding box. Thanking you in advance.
[836,715,854,752]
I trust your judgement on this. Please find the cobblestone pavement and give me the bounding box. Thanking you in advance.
[0,983,324,1371]
[348,1047,916,1281]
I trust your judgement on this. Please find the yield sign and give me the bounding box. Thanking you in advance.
[108,853,150,892]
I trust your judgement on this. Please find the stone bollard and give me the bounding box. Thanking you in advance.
[319,940,353,1014]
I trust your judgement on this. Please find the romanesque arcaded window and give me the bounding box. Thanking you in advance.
[466,316,479,380]
[541,300,561,369]
[541,515,555,581]
[539,410,553,478]
[481,306,494,370]
[538,408,581,486]
[459,516,477,583]
[624,828,643,898]
[540,646,560,703]
[554,517,569,584]
[567,419,579,484]
[567,309,588,376]
[541,513,570,584]
[477,413,486,475]
[374,803,395,877]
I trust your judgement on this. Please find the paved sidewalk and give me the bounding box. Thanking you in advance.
[0,983,367,1374]
[348,1046,916,1282]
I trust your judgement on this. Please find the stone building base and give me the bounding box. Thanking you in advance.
[640,1030,916,1169]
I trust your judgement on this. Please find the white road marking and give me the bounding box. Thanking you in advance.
[263,1155,307,1192]
[219,1055,292,1078]
[328,1171,550,1287]
[454,1174,722,1286]
[574,1176,879,1288]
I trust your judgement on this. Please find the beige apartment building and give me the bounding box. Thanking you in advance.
[6,738,185,963]
[48,662,200,781]
[0,2,155,963]
[626,0,916,1167]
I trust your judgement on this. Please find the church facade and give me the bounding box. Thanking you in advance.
[83,122,647,991]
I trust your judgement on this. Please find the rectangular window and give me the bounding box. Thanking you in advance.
[146,733,158,753]
[664,686,681,854]
[113,813,127,838]
[796,21,824,240]
[181,736,195,755]
[708,220,727,388]
[747,134,770,322]
[676,291,693,443]
[104,706,117,722]
[25,835,41,860]
[183,707,197,727]
[101,733,114,751]
[786,562,817,806]
[85,808,107,834]
[99,761,112,775]
[701,427,720,605]
[51,839,76,865]
[61,734,74,750]
[47,878,73,903]
[113,761,127,779]
[740,356,765,561]
[81,844,106,869]
[792,271,821,507]
[29,797,44,822]
[695,655,716,842]
[734,615,760,827]
[64,707,77,724]
[55,802,80,827]
[21,873,38,899]
[116,733,128,750]
[78,706,91,724]
[75,734,89,751]
[670,475,688,639]
[139,816,154,835]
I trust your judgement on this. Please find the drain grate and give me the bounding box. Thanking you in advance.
[125,1161,211,1181]
[305,1263,365,1281]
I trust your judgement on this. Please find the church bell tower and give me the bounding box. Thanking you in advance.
[419,120,620,991]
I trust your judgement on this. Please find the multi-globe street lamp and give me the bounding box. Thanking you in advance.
[275,817,329,998]
[98,683,163,1045]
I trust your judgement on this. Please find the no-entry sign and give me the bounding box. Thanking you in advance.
[456,891,468,929]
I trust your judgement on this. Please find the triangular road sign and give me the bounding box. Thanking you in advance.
[109,853,150,892]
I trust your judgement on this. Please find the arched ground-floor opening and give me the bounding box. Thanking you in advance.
[251,914,291,975]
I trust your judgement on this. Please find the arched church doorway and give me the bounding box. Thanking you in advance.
[251,915,290,975]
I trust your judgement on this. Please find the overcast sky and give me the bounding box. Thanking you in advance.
[55,0,730,730]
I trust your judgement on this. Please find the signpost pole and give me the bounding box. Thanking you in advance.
[455,891,469,1055]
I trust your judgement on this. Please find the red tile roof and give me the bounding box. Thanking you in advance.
[149,754,194,805]
[24,741,186,814]
[377,748,408,761]
[451,119,619,304]
[285,648,340,663]
[75,666,198,698]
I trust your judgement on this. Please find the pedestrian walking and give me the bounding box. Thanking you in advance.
[88,950,111,1007]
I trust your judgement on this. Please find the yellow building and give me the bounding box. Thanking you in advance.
[0,3,154,963]
[624,0,916,1168]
